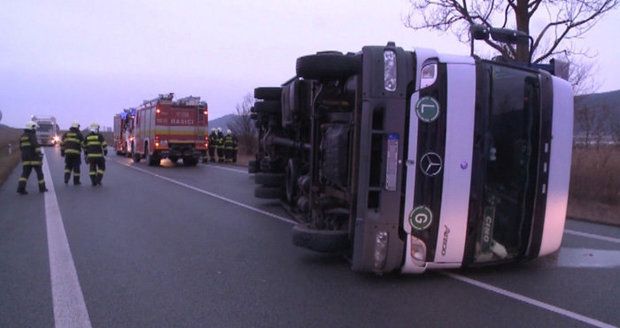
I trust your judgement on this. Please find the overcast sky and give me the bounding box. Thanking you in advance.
[1,0,619,129]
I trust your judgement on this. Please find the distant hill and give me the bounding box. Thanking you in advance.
[574,90,620,137]
[208,114,237,132]
[0,124,21,147]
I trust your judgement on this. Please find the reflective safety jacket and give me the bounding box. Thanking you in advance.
[216,132,225,148]
[61,127,84,156]
[19,130,43,166]
[83,132,108,158]
[224,134,237,150]
[208,131,218,149]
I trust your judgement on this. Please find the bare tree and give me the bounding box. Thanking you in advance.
[404,0,618,64]
[228,93,257,155]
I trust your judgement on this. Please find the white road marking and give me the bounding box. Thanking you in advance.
[120,162,296,225]
[564,229,620,244]
[442,272,616,328]
[116,159,618,327]
[42,153,93,328]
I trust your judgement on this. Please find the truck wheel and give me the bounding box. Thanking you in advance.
[254,101,281,115]
[255,173,284,187]
[147,152,160,166]
[292,224,349,253]
[169,156,178,164]
[248,160,258,173]
[132,151,141,163]
[254,87,282,101]
[296,53,360,80]
[254,186,282,199]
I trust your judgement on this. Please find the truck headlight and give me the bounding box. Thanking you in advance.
[374,231,389,271]
[420,63,437,89]
[384,50,397,92]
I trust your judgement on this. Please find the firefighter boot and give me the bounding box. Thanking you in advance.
[73,175,81,185]
[39,182,48,193]
[17,180,28,195]
[90,174,97,186]
[64,172,70,184]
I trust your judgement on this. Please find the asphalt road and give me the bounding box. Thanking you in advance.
[1,147,619,328]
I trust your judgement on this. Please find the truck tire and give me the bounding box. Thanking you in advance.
[147,152,160,166]
[254,186,282,199]
[248,160,258,173]
[132,151,141,163]
[292,224,349,253]
[254,87,282,101]
[255,172,284,187]
[254,101,281,115]
[296,53,360,80]
[169,156,179,164]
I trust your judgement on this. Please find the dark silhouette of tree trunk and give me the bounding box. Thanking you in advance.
[228,93,257,155]
[405,0,618,64]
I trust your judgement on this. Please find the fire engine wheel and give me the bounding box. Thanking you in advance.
[296,52,361,80]
[291,224,349,253]
[253,101,281,115]
[255,172,284,187]
[132,152,141,163]
[254,87,282,101]
[254,186,282,199]
[183,158,198,166]
[147,152,160,166]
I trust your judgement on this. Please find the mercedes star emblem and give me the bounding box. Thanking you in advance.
[419,152,443,176]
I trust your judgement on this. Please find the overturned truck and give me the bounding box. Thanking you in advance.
[250,28,573,274]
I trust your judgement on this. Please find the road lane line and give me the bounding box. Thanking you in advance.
[442,272,616,328]
[564,229,620,244]
[116,160,617,327]
[42,153,93,328]
[119,162,296,225]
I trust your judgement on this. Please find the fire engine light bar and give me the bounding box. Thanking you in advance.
[384,50,397,92]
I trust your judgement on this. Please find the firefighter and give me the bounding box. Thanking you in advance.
[60,121,84,185]
[16,121,48,194]
[83,123,108,186]
[216,128,225,163]
[224,129,234,163]
[207,128,218,163]
[232,132,239,164]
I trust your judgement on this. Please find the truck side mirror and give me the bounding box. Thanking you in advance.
[489,28,528,45]
[470,24,489,41]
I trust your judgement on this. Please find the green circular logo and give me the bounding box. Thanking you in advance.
[409,206,433,231]
[415,96,440,123]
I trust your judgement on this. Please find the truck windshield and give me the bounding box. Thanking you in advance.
[37,123,53,132]
[474,64,540,263]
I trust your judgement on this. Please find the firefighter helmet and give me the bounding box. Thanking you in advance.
[71,121,80,129]
[25,121,38,130]
[90,122,100,132]
[226,129,232,135]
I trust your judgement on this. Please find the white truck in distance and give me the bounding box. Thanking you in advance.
[31,116,60,146]
[249,26,573,274]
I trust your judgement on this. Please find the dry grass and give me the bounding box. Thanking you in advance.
[568,146,620,225]
[0,125,22,187]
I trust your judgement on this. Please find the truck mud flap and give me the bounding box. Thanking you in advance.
[292,224,349,253]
